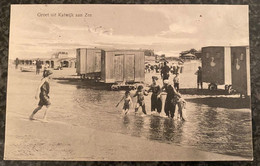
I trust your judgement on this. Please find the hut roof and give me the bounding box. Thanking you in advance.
[181,53,196,57]
[180,54,196,59]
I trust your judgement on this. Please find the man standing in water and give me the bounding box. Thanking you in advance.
[162,80,181,119]
[161,61,170,81]
[29,70,53,122]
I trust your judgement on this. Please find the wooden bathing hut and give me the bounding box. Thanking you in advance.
[100,49,145,84]
[76,48,103,79]
[231,46,250,96]
[201,46,232,92]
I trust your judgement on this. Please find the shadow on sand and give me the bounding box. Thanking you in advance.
[186,97,250,109]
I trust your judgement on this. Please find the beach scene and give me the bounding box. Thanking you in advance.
[5,5,252,161]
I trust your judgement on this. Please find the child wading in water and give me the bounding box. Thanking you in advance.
[116,90,133,115]
[133,85,148,115]
[176,96,186,121]
[29,70,53,122]
[173,73,180,92]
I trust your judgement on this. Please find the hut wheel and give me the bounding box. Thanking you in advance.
[208,83,217,90]
[111,85,118,91]
[227,85,233,94]
[224,85,229,91]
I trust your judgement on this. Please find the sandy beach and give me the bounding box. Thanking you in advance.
[4,65,252,161]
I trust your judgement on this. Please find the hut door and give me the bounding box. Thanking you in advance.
[124,54,135,82]
[95,52,101,72]
[114,55,124,82]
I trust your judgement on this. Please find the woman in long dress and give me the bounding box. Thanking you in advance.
[148,76,162,114]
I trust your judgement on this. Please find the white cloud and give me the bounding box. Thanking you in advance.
[169,23,197,34]
[9,5,249,59]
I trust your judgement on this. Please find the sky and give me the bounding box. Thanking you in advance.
[9,4,249,59]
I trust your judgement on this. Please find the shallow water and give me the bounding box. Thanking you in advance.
[50,79,253,158]
[7,68,253,159]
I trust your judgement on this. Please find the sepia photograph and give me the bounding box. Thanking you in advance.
[5,4,253,161]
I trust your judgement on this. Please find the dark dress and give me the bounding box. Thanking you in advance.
[149,84,162,113]
[38,81,51,106]
[163,84,178,118]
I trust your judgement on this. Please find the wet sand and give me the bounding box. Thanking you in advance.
[4,65,252,161]
[5,111,248,161]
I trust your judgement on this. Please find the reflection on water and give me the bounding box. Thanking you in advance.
[58,82,252,158]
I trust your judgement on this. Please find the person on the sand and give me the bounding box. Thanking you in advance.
[29,70,53,121]
[148,76,162,114]
[36,59,42,75]
[133,85,148,115]
[161,61,170,81]
[173,73,180,92]
[116,90,133,115]
[15,58,19,69]
[150,65,154,73]
[162,80,181,119]
[195,66,203,89]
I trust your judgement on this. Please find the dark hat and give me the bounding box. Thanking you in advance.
[43,70,53,78]
[152,76,158,80]
[137,85,144,90]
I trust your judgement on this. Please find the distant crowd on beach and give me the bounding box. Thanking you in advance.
[145,62,183,74]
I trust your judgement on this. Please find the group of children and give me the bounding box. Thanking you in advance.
[116,76,186,121]
[116,85,148,115]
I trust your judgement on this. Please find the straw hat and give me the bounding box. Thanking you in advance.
[43,70,53,78]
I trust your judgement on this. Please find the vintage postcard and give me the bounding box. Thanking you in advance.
[5,4,252,161]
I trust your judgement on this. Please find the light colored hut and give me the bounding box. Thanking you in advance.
[100,49,145,83]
